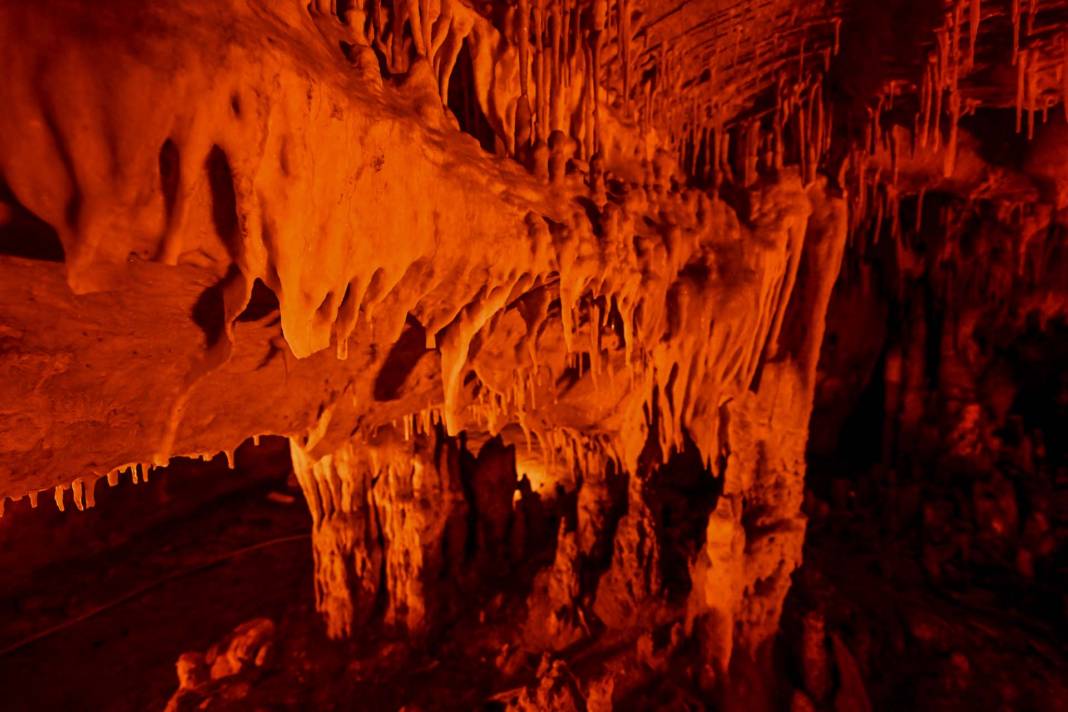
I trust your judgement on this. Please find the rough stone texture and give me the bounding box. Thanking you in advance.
[9,1,1067,708]
[0,0,850,685]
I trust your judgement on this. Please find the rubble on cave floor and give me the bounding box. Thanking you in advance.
[787,468,1068,712]
[781,540,1068,712]
[4,448,1061,712]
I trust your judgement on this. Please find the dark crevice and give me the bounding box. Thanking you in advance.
[0,181,65,262]
[316,290,336,319]
[192,265,241,348]
[159,138,180,223]
[373,316,429,401]
[339,40,359,64]
[236,279,281,323]
[648,433,721,601]
[446,40,498,154]
[206,145,239,256]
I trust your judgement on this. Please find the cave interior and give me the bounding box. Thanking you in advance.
[0,0,1065,710]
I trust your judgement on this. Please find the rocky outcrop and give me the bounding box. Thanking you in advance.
[164,618,277,712]
[290,424,473,637]
[0,0,850,695]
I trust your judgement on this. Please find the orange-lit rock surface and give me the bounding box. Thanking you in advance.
[1,0,1066,708]
[0,0,846,674]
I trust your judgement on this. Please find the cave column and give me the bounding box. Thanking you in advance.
[290,438,383,639]
[686,179,848,674]
[290,425,470,638]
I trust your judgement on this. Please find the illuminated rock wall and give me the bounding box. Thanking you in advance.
[16,0,1068,690]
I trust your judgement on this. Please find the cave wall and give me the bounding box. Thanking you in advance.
[0,0,1066,706]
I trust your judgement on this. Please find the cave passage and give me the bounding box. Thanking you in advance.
[0,0,1065,710]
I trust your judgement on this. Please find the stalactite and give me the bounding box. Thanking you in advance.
[514,4,532,157]
[0,2,873,699]
[1013,0,1022,65]
[1027,48,1038,139]
[968,0,982,67]
[813,81,825,169]
[533,0,546,144]
[945,87,961,177]
[560,0,570,91]
[1063,34,1068,121]
[583,43,595,160]
[1017,48,1028,133]
[571,0,582,87]
[620,0,631,116]
[592,0,608,154]
[920,59,934,150]
[550,0,563,133]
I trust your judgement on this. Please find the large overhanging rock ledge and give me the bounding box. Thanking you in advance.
[0,0,848,694]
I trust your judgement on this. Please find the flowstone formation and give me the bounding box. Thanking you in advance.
[3,0,1066,708]
[0,0,845,680]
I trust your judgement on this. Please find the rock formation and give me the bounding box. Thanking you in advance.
[0,0,1065,709]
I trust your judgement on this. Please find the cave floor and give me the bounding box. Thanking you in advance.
[0,479,314,712]
[821,562,1066,710]
[791,513,1068,712]
[0,472,547,712]
[1,475,1065,711]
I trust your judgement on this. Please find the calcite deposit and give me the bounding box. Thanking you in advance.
[0,0,1065,709]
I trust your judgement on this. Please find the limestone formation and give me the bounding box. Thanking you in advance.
[1,0,1066,709]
